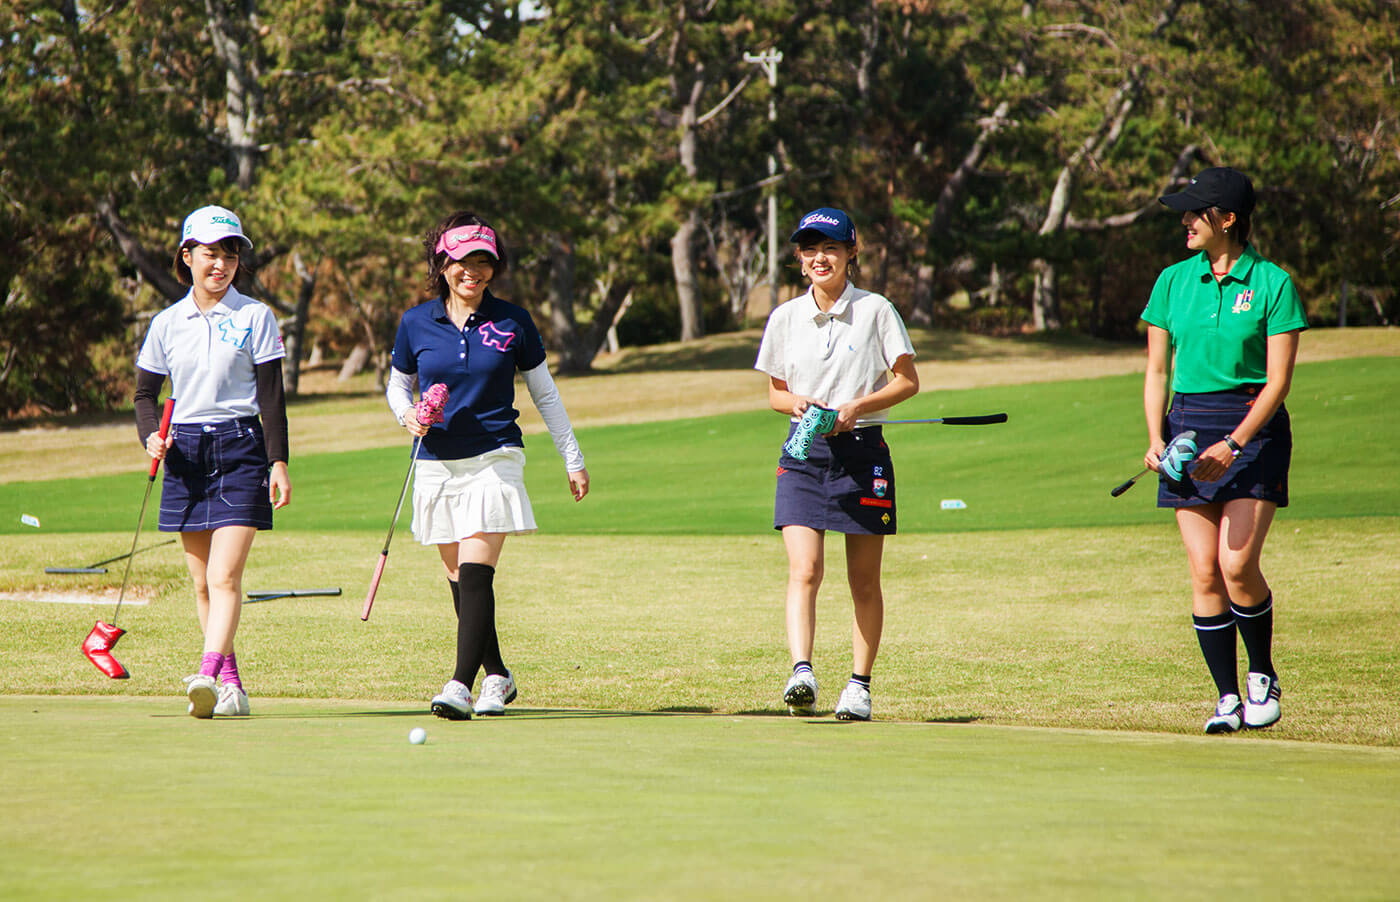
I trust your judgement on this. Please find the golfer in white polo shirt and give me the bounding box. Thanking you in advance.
[134,205,291,719]
[755,207,918,721]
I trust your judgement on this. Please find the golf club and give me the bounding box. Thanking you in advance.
[785,406,1009,461]
[362,383,448,621]
[246,588,342,604]
[45,538,177,574]
[1110,429,1198,497]
[82,397,175,679]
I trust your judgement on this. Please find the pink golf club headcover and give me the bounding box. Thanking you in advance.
[415,383,449,426]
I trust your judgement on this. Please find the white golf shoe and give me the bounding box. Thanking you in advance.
[473,671,517,716]
[782,670,818,716]
[1204,693,1244,734]
[834,682,872,721]
[214,684,250,717]
[183,674,217,719]
[431,679,473,721]
[1244,672,1282,728]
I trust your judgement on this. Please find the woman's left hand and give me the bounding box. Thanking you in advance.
[269,461,292,509]
[568,468,590,502]
[1190,441,1236,483]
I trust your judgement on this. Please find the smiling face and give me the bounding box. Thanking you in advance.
[1181,208,1238,254]
[181,240,241,300]
[441,251,495,305]
[795,238,855,294]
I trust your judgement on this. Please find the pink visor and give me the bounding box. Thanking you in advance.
[435,225,499,261]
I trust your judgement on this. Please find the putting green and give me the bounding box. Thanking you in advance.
[2,696,1396,900]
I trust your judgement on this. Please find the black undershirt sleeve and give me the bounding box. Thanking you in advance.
[134,368,165,446]
[256,359,289,463]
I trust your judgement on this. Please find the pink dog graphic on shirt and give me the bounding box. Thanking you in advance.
[479,322,515,351]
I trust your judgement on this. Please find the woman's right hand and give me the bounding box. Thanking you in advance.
[402,411,428,438]
[145,431,172,462]
[1144,442,1165,473]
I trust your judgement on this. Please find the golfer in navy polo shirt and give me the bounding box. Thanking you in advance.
[755,207,919,721]
[387,211,588,720]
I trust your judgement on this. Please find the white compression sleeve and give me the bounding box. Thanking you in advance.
[386,367,418,424]
[522,363,585,472]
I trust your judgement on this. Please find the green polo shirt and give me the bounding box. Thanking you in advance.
[1141,245,1308,393]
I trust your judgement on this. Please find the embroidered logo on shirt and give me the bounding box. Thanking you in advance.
[217,319,252,349]
[1231,290,1254,314]
[479,322,515,351]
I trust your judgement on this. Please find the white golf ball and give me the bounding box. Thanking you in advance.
[408,727,427,745]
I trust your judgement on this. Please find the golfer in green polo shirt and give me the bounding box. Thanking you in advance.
[1141,167,1307,735]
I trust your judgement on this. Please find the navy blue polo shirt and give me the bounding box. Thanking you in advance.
[390,291,548,461]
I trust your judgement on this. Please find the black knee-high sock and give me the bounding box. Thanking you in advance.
[481,587,507,678]
[1230,593,1275,679]
[452,563,495,688]
[1193,611,1239,698]
[448,579,460,618]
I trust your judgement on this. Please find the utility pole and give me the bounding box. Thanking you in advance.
[744,49,782,311]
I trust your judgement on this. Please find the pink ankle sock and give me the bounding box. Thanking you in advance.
[219,652,243,690]
[200,651,225,678]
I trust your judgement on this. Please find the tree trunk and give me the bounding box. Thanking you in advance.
[545,233,593,374]
[338,343,369,381]
[203,0,264,189]
[673,209,704,341]
[282,251,316,396]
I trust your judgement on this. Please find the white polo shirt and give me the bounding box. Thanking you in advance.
[136,286,285,423]
[754,281,915,422]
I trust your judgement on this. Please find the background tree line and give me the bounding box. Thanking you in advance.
[2,0,1396,415]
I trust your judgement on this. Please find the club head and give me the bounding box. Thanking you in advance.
[1160,430,1199,483]
[82,621,130,679]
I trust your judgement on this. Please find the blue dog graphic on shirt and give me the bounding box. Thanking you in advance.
[217,318,252,349]
[479,322,515,351]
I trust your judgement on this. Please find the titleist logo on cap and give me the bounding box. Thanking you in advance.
[801,213,842,228]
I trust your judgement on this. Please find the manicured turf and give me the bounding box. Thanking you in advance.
[3,695,1398,901]
[1,350,1397,898]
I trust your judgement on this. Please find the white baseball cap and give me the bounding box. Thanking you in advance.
[180,205,254,249]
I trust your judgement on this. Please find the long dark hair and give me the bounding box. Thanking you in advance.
[423,211,509,298]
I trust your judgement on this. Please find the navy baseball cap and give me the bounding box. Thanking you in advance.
[789,207,856,243]
[1159,167,1256,215]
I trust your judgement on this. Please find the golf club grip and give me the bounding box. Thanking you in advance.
[1109,481,1134,497]
[149,398,176,478]
[362,553,388,621]
[938,413,1008,425]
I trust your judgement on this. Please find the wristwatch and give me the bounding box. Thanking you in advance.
[1223,435,1242,458]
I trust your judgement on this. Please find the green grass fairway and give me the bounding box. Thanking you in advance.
[3,695,1397,901]
[2,340,1397,898]
[2,356,1396,535]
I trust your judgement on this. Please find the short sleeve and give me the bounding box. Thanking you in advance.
[135,315,170,375]
[877,301,916,369]
[1266,274,1309,335]
[249,305,286,364]
[514,310,547,372]
[754,308,787,380]
[391,314,418,375]
[1141,270,1173,331]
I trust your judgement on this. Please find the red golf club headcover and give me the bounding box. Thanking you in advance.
[83,621,130,679]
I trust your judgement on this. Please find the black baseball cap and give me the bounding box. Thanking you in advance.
[1158,167,1255,215]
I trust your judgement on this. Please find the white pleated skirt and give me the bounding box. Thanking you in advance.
[410,447,537,544]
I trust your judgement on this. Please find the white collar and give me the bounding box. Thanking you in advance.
[807,281,855,323]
